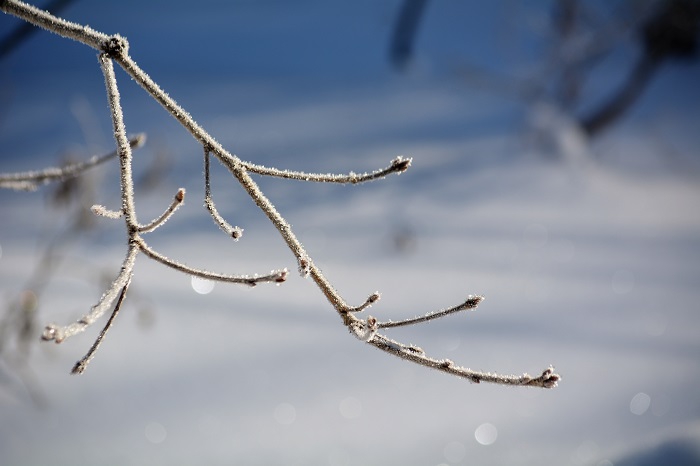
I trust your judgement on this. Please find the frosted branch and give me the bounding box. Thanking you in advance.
[242,156,412,184]
[135,237,287,286]
[41,244,138,343]
[0,134,144,191]
[1,0,561,388]
[377,295,483,329]
[91,204,123,219]
[204,148,243,240]
[71,277,130,375]
[138,188,185,233]
[348,292,381,313]
[99,52,139,230]
[0,0,109,49]
[369,333,560,388]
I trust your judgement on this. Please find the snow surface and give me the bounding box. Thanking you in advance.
[1,1,700,465]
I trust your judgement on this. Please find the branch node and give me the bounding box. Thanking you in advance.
[349,316,378,342]
[102,34,129,58]
[298,256,311,278]
[440,359,454,368]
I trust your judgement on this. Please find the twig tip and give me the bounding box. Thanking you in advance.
[71,361,86,375]
[231,226,243,240]
[541,366,561,388]
[391,156,412,172]
[274,269,289,283]
[41,324,64,343]
[175,188,185,203]
[465,295,484,308]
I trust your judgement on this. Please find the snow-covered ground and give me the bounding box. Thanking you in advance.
[2,2,700,465]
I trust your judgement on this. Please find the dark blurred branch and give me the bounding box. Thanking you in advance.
[0,0,76,60]
[581,0,699,136]
[581,53,661,136]
[389,0,429,70]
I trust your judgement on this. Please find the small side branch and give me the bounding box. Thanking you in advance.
[41,243,138,344]
[135,237,287,286]
[352,294,559,388]
[138,188,185,233]
[369,333,560,388]
[204,148,243,240]
[71,277,130,374]
[242,156,412,184]
[91,204,123,219]
[0,134,145,191]
[377,295,483,329]
[348,292,381,313]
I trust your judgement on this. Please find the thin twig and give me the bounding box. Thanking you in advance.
[0,134,145,191]
[370,332,559,387]
[348,292,381,313]
[71,277,131,375]
[41,244,138,343]
[138,188,185,233]
[242,156,412,184]
[91,204,123,219]
[377,295,483,329]
[0,0,109,49]
[135,236,288,286]
[204,148,243,239]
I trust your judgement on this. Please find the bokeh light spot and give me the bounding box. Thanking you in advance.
[630,392,651,415]
[474,422,498,446]
[191,276,215,294]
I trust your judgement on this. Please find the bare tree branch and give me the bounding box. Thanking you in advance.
[71,277,131,375]
[0,0,560,387]
[242,156,412,184]
[0,134,144,191]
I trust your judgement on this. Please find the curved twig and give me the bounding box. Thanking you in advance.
[138,188,185,233]
[135,236,288,287]
[204,148,243,239]
[0,134,144,191]
[41,243,138,344]
[377,295,483,329]
[71,276,131,374]
[370,332,559,387]
[242,156,412,183]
